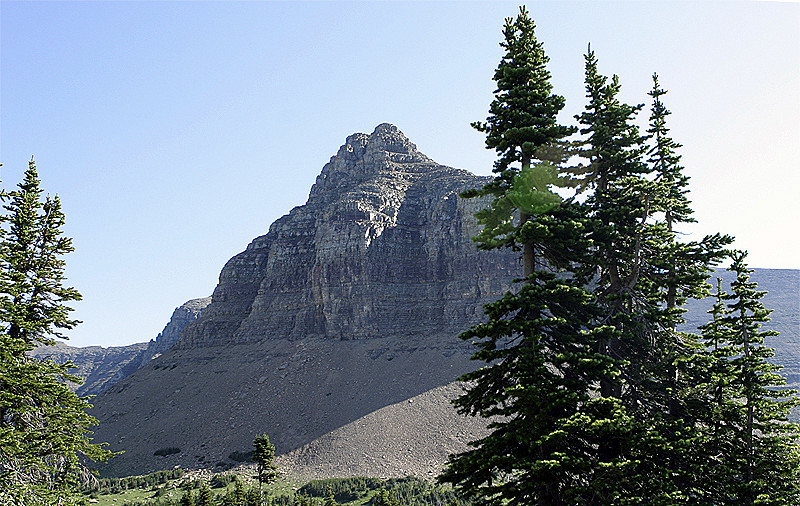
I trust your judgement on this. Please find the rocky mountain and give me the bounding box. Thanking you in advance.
[31,297,210,397]
[86,124,799,479]
[89,124,519,477]
[178,124,515,348]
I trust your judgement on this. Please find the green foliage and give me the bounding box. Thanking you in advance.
[84,468,185,494]
[0,158,114,504]
[370,488,399,506]
[298,477,384,502]
[253,433,279,490]
[441,8,798,505]
[506,161,564,215]
[471,6,576,181]
[690,252,800,504]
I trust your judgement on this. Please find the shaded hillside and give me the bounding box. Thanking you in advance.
[31,342,148,398]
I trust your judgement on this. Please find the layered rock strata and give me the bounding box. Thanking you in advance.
[179,123,516,347]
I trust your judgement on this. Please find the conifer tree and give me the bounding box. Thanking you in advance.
[323,488,337,506]
[197,482,215,506]
[0,158,113,505]
[463,5,577,274]
[253,432,279,497]
[180,488,196,506]
[572,48,732,502]
[694,252,800,504]
[374,488,399,506]
[444,21,737,504]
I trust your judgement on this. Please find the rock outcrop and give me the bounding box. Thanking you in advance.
[31,342,148,398]
[139,297,211,366]
[179,123,515,347]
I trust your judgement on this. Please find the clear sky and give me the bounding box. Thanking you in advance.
[1,1,798,348]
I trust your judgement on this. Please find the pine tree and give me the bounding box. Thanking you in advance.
[180,488,196,506]
[695,252,800,504]
[373,488,399,506]
[0,158,114,504]
[442,12,648,506]
[197,482,215,506]
[253,432,279,497]
[323,487,337,506]
[464,5,577,274]
[571,47,734,503]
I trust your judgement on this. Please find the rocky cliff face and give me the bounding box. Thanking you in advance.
[140,297,211,365]
[31,342,148,398]
[179,123,515,347]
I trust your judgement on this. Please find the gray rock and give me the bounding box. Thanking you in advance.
[30,342,148,398]
[32,297,211,397]
[179,123,517,347]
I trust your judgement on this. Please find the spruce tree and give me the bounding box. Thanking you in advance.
[323,488,337,506]
[0,158,113,505]
[572,48,733,502]
[464,5,577,273]
[197,482,215,506]
[180,488,196,506]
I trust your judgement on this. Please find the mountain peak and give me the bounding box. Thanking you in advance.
[303,125,438,203]
[364,123,416,155]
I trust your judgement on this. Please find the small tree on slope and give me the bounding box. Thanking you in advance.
[253,433,278,499]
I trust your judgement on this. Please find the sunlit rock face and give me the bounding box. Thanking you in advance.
[179,123,518,347]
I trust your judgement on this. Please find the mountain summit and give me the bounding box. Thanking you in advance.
[178,124,515,348]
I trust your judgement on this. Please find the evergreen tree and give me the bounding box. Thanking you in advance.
[442,12,736,503]
[373,488,399,506]
[464,5,577,275]
[323,488,337,506]
[196,482,214,506]
[694,252,800,504]
[180,488,196,506]
[572,47,731,503]
[253,432,279,496]
[0,158,114,504]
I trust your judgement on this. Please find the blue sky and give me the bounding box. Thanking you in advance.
[1,1,798,348]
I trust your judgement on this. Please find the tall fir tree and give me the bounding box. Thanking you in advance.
[0,158,113,505]
[464,5,577,274]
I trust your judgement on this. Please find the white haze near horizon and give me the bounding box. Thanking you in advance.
[1,1,797,348]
